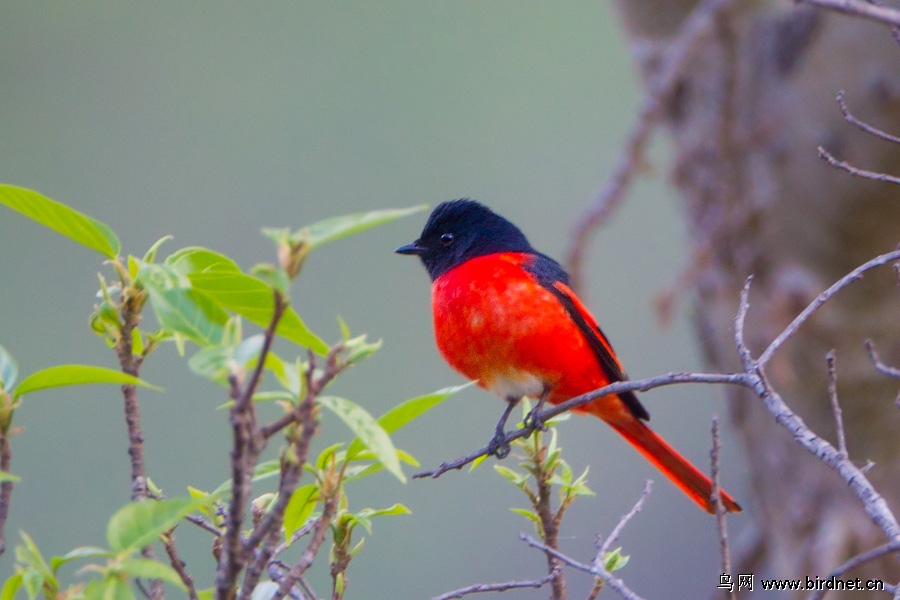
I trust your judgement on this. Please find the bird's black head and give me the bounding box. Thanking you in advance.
[396,199,534,280]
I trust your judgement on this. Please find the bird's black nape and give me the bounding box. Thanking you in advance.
[396,199,535,280]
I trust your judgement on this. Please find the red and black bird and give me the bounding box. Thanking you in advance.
[397,199,740,513]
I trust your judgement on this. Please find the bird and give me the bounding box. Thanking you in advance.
[396,199,741,513]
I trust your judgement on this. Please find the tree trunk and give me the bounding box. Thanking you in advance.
[612,0,900,593]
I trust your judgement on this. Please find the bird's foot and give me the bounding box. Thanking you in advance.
[523,405,547,432]
[487,430,511,459]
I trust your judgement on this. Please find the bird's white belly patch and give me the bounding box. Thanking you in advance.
[486,370,545,400]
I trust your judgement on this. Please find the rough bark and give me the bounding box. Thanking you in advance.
[613,0,900,593]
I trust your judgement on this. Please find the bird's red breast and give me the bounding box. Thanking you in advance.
[432,252,635,423]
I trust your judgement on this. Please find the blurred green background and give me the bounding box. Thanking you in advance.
[0,2,747,598]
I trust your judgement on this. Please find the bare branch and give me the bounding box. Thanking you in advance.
[710,417,732,577]
[520,534,646,600]
[271,492,340,600]
[866,339,900,379]
[566,0,736,292]
[735,276,755,366]
[114,281,163,600]
[162,530,199,600]
[817,145,900,185]
[826,351,848,458]
[432,569,560,600]
[217,291,288,600]
[796,0,900,28]
[743,366,900,541]
[413,372,748,479]
[758,249,900,367]
[598,480,653,558]
[836,90,900,145]
[0,430,12,557]
[809,540,900,600]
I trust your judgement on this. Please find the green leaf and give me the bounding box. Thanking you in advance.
[0,472,20,484]
[468,454,488,472]
[0,185,121,258]
[118,559,186,589]
[298,206,426,251]
[188,335,264,384]
[318,396,404,482]
[494,465,527,489]
[15,532,56,592]
[283,484,318,542]
[188,270,327,354]
[50,547,111,572]
[15,365,161,399]
[165,247,240,275]
[604,547,630,572]
[83,578,136,600]
[346,383,471,459]
[510,508,541,525]
[142,236,173,264]
[0,346,18,393]
[106,498,199,554]
[145,286,227,347]
[355,503,410,520]
[0,574,22,600]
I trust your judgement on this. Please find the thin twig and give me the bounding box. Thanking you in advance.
[817,145,900,185]
[520,534,646,600]
[710,417,732,578]
[186,513,222,537]
[432,569,561,600]
[758,249,900,367]
[809,540,900,600]
[240,368,323,598]
[216,291,288,600]
[260,344,346,439]
[0,430,12,557]
[162,530,199,600]
[531,432,567,600]
[271,492,340,600]
[836,90,900,145]
[413,372,748,479]
[826,351,848,457]
[743,362,900,542]
[796,0,900,27]
[598,480,653,558]
[566,0,736,292]
[114,283,163,600]
[866,339,900,379]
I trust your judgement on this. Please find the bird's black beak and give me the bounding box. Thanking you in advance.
[395,240,425,255]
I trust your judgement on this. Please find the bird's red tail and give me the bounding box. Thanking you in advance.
[604,414,741,513]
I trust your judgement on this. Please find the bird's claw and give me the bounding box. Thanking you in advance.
[487,432,511,459]
[523,406,547,432]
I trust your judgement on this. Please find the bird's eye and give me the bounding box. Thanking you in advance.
[440,232,455,246]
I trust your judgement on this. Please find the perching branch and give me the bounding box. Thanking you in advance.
[413,372,748,479]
